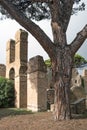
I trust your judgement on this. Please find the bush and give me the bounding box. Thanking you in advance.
[74,54,87,67]
[0,77,15,108]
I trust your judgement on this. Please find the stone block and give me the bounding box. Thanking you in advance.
[27,56,47,112]
[28,55,47,73]
[15,29,28,42]
[82,69,87,77]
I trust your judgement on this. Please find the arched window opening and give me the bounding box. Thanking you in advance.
[9,68,15,80]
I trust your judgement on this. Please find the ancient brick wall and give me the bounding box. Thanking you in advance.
[0,64,6,77]
[82,69,87,108]
[6,29,28,108]
[27,55,48,111]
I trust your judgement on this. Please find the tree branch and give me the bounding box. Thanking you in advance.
[70,25,87,55]
[49,0,67,46]
[49,0,62,23]
[31,0,52,2]
[49,0,74,33]
[61,0,74,32]
[19,0,53,4]
[0,0,55,58]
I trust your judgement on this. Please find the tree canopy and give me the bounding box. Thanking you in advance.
[0,0,85,20]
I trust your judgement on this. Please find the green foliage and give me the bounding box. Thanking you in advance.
[74,54,87,67]
[0,77,15,108]
[45,59,51,67]
[0,0,85,21]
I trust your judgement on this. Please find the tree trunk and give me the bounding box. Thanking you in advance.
[50,15,73,120]
[51,46,73,120]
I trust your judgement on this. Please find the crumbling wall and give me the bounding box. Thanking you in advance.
[27,55,48,111]
[0,64,6,77]
[6,29,28,108]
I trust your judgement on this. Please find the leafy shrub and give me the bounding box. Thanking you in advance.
[45,59,51,67]
[74,54,87,67]
[0,77,15,108]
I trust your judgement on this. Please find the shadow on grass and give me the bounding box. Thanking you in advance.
[0,108,34,119]
[0,108,87,121]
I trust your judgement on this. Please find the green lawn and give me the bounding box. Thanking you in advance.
[0,108,33,118]
[0,108,87,119]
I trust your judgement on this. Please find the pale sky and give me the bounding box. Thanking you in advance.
[0,0,87,64]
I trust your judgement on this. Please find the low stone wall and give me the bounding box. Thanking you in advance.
[71,98,86,114]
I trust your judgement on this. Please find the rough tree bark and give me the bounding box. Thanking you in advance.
[0,0,87,120]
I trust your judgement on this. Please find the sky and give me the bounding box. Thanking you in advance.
[0,0,87,64]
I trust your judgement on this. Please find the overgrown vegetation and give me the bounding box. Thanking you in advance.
[0,77,15,108]
[45,59,51,67]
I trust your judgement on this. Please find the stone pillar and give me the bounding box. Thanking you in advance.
[27,56,47,111]
[6,39,15,78]
[14,29,28,108]
[6,39,15,65]
[15,29,28,63]
[82,69,87,94]
[6,29,28,108]
[15,74,27,108]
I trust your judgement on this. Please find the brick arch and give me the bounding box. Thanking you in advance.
[5,29,48,110]
[6,29,28,108]
[9,68,15,80]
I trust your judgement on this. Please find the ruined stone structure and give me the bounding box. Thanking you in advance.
[4,29,47,111]
[82,69,87,94]
[0,29,87,112]
[27,56,47,111]
[70,68,86,102]
[82,69,87,107]
[71,68,82,87]
[6,29,28,108]
[0,64,6,77]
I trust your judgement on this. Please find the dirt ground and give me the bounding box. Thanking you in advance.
[0,111,87,130]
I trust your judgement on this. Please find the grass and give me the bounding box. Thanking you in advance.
[0,108,87,120]
[0,108,33,118]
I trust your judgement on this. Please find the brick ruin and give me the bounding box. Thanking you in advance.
[0,29,87,112]
[27,56,47,111]
[0,64,6,77]
[6,29,28,108]
[1,29,48,111]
